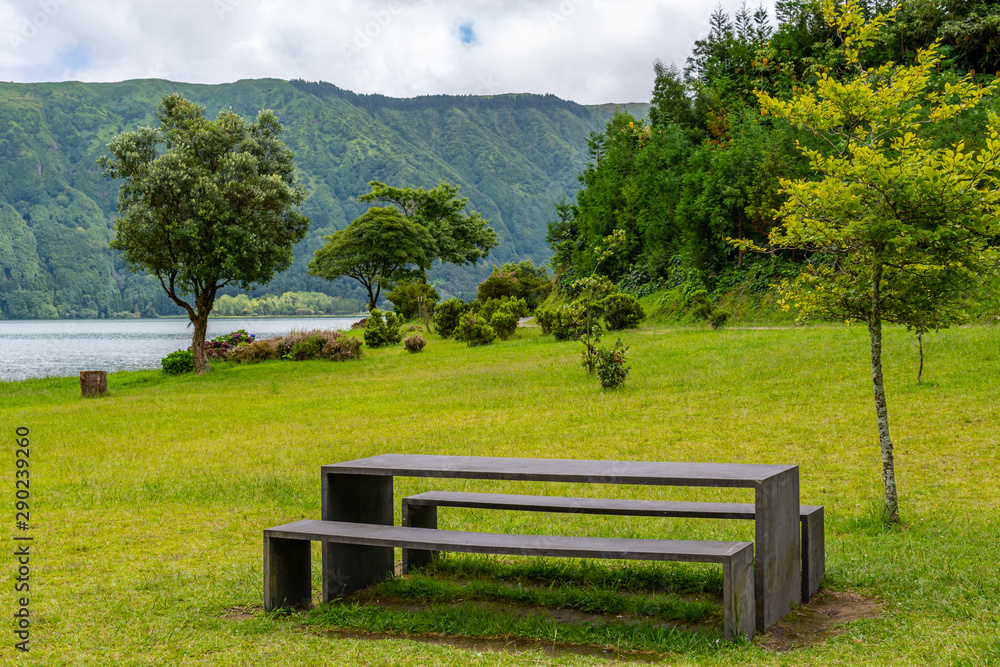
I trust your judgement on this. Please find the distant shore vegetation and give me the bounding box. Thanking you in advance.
[211,291,365,317]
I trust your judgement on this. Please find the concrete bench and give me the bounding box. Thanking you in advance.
[402,491,824,603]
[263,518,756,641]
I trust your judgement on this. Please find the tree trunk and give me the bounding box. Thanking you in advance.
[737,210,744,269]
[868,261,899,523]
[917,332,924,384]
[367,281,381,311]
[191,310,211,375]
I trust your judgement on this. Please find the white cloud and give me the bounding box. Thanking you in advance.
[0,0,774,103]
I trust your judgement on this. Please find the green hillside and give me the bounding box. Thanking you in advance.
[0,79,644,319]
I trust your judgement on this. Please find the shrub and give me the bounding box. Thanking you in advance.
[478,261,552,309]
[351,317,368,330]
[225,330,362,364]
[283,332,324,361]
[433,298,471,338]
[533,306,557,335]
[200,329,255,360]
[601,293,645,331]
[387,280,440,320]
[161,349,195,375]
[489,308,519,340]
[403,334,426,353]
[363,309,403,348]
[227,338,281,364]
[708,309,730,330]
[454,312,497,346]
[478,296,526,341]
[535,303,584,341]
[480,296,528,321]
[594,338,631,389]
[477,272,523,303]
[691,290,731,330]
[312,330,363,360]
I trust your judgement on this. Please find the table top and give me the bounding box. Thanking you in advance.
[323,454,796,488]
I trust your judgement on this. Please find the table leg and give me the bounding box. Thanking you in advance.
[321,472,394,601]
[755,467,800,630]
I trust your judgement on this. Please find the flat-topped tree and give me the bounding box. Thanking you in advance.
[359,180,497,273]
[747,0,1000,522]
[100,93,309,374]
[308,206,437,311]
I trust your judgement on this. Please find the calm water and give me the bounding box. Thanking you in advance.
[0,317,363,382]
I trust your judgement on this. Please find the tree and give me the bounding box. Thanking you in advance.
[387,279,440,321]
[308,207,436,310]
[100,93,309,374]
[749,0,1000,522]
[358,181,497,270]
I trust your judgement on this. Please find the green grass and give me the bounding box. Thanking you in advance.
[2,323,999,664]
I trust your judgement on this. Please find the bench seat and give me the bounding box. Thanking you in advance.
[263,518,755,641]
[402,491,824,603]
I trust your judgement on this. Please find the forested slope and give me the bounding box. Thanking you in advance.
[0,78,640,318]
[551,0,1000,319]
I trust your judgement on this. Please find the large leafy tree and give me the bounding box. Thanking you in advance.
[358,181,497,271]
[308,207,436,310]
[750,0,1000,522]
[100,93,309,374]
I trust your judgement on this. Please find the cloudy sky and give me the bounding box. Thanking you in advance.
[1,0,774,105]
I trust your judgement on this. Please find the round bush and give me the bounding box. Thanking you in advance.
[602,293,645,331]
[489,309,519,340]
[535,304,582,341]
[363,309,403,348]
[433,298,470,338]
[480,296,528,321]
[161,349,195,375]
[403,334,427,353]
[477,272,523,302]
[454,313,497,346]
[595,339,631,389]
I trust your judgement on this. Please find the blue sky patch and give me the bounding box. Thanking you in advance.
[61,45,91,73]
[458,22,477,45]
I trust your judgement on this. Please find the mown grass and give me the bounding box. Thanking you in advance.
[1,322,999,665]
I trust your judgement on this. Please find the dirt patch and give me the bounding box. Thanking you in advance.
[222,604,261,621]
[323,629,665,663]
[350,591,713,631]
[232,587,881,658]
[760,589,883,652]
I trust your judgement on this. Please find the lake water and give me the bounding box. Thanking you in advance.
[0,317,363,382]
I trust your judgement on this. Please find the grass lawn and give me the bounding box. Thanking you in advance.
[1,322,998,665]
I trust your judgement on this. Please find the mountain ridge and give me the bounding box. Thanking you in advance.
[0,78,649,319]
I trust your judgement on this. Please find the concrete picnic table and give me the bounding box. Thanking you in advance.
[320,454,800,631]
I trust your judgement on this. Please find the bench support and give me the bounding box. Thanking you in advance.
[723,541,756,641]
[263,535,312,611]
[801,505,824,603]
[401,501,437,573]
[402,489,823,606]
[265,519,755,641]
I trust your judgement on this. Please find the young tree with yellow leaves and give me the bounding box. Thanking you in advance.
[743,0,1000,522]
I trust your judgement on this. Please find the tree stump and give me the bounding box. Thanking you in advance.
[80,371,107,397]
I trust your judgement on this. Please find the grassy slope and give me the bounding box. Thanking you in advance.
[1,323,998,665]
